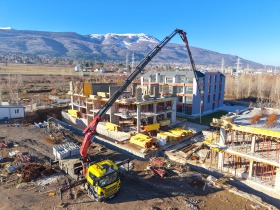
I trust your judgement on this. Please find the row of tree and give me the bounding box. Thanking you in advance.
[225,74,280,108]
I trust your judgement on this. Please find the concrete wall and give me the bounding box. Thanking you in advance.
[92,83,115,95]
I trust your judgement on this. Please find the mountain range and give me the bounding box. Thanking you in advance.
[0,28,263,67]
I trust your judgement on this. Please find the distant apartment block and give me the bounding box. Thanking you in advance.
[141,70,225,116]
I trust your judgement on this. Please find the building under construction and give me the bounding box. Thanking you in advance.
[63,81,177,132]
[204,108,280,196]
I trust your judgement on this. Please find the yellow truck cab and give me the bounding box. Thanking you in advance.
[86,160,120,201]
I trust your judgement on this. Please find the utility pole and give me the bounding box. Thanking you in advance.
[131,51,135,74]
[126,53,129,72]
[235,57,241,98]
[221,58,224,74]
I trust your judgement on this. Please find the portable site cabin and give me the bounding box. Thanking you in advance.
[0,105,25,120]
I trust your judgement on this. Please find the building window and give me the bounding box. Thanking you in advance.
[177,86,183,93]
[213,94,215,101]
[178,96,183,103]
[178,76,184,83]
[150,75,156,82]
[184,105,192,115]
[186,97,192,104]
[207,95,210,103]
[177,105,182,113]
[14,109,19,114]
[159,76,164,83]
[186,86,193,94]
[168,86,173,94]
[214,75,217,83]
[166,78,173,83]
[186,78,192,84]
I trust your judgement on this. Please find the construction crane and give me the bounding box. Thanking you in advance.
[178,32,204,123]
[60,28,201,202]
[81,28,201,167]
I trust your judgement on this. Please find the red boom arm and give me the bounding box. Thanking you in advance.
[79,29,200,175]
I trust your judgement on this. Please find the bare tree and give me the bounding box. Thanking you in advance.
[7,74,23,105]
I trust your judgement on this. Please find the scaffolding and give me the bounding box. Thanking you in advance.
[208,118,280,187]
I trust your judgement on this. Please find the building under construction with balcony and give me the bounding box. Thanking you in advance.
[203,108,280,197]
[141,70,225,117]
[63,81,177,134]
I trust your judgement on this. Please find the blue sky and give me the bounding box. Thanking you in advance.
[0,0,279,66]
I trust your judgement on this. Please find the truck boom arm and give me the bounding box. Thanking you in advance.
[80,28,199,165]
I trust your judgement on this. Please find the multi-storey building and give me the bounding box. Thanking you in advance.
[63,81,177,133]
[141,70,225,116]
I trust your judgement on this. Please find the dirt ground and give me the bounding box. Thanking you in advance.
[0,124,269,210]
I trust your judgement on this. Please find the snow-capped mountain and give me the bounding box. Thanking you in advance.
[89,33,159,46]
[0,27,13,30]
[0,29,263,67]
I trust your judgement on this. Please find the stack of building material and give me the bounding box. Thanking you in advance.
[96,123,130,143]
[169,129,185,138]
[174,128,193,136]
[53,142,80,159]
[68,109,80,118]
[157,132,170,145]
[144,123,160,132]
[106,122,120,131]
[97,92,109,98]
[130,133,153,148]
[159,120,170,127]
[162,131,181,141]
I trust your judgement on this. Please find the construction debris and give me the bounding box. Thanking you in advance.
[15,163,56,182]
[0,140,7,148]
[147,157,167,178]
[46,122,74,144]
[185,197,200,210]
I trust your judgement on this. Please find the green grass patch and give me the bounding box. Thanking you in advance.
[180,110,228,126]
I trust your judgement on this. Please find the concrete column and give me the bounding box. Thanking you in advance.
[218,128,226,171]
[164,102,167,119]
[71,95,74,110]
[171,99,177,123]
[248,160,254,179]
[140,77,144,86]
[153,103,157,123]
[110,104,117,124]
[155,72,160,83]
[250,135,256,153]
[78,96,81,112]
[218,152,224,171]
[136,105,141,133]
[182,84,186,103]
[275,168,280,193]
[219,128,226,146]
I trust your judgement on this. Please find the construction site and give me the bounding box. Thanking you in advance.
[0,29,279,210]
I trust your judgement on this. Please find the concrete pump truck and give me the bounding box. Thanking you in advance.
[58,28,201,201]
